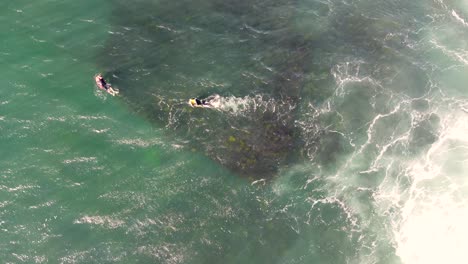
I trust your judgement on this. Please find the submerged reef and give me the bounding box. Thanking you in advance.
[96,0,325,179]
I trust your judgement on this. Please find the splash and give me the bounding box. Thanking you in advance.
[206,94,281,116]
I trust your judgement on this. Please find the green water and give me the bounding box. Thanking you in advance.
[2,0,468,263]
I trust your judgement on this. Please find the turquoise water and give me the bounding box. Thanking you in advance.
[2,0,468,263]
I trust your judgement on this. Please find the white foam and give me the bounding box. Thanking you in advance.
[298,71,468,263]
[113,138,163,148]
[0,184,38,192]
[31,36,46,43]
[331,61,383,98]
[92,128,109,134]
[394,109,468,264]
[451,10,468,27]
[136,243,187,263]
[62,157,97,164]
[74,215,125,229]
[206,94,279,115]
[79,19,94,23]
[76,115,108,120]
[430,39,468,65]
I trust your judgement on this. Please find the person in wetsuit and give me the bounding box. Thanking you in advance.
[95,73,119,96]
[189,98,210,107]
[96,74,109,90]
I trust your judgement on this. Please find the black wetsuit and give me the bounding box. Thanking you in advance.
[99,79,108,90]
[195,98,207,105]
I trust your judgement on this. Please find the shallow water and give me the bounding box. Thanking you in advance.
[1,0,468,263]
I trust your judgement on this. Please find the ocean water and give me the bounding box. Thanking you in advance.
[1,0,468,263]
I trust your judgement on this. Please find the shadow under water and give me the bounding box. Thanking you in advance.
[97,0,326,179]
